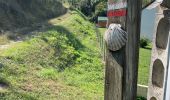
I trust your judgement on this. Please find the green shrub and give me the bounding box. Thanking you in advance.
[137,96,147,100]
[88,1,107,22]
[140,37,150,48]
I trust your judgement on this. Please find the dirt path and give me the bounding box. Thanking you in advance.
[0,41,21,50]
[48,11,70,25]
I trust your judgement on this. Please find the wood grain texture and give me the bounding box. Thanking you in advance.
[161,0,170,9]
[123,0,142,99]
[104,48,125,100]
[104,0,127,99]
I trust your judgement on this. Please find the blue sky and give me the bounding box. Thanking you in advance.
[140,8,156,40]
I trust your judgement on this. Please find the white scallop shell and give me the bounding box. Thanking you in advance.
[104,23,127,51]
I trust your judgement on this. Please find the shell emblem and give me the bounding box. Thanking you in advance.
[104,24,127,51]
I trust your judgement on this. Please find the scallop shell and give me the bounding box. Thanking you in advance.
[104,23,127,51]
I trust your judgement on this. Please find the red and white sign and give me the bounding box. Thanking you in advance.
[107,9,126,17]
[108,1,127,10]
[107,1,127,17]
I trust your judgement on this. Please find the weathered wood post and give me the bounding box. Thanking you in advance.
[123,0,142,99]
[104,0,127,99]
[104,0,142,99]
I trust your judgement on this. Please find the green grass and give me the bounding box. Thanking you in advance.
[98,28,106,34]
[0,10,104,99]
[138,44,152,85]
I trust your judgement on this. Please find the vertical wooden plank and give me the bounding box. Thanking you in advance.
[104,48,125,100]
[123,0,142,99]
[104,0,127,99]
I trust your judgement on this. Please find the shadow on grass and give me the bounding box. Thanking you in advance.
[0,1,68,42]
[0,76,10,89]
[0,90,38,100]
[41,25,85,71]
[44,25,85,50]
[143,47,152,50]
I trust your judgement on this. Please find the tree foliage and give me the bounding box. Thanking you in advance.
[140,37,150,48]
[65,0,107,21]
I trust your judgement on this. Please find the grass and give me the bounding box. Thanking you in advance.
[0,10,104,99]
[0,35,10,45]
[138,45,152,85]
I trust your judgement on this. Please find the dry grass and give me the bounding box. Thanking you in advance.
[0,35,9,45]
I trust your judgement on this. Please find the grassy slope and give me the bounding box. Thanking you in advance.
[98,28,152,85]
[0,0,67,30]
[0,11,104,100]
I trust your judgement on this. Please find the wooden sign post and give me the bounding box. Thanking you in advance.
[104,0,127,100]
[123,0,142,99]
[104,0,142,99]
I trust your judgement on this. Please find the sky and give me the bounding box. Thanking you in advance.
[140,8,157,40]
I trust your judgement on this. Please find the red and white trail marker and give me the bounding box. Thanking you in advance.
[107,1,127,17]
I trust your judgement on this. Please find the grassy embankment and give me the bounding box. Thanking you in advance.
[0,11,104,100]
[98,28,152,86]
[0,10,150,100]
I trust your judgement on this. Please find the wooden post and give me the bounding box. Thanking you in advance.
[123,0,142,99]
[104,17,126,100]
[104,0,127,100]
[104,0,142,99]
[104,49,124,100]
